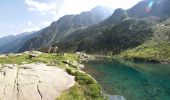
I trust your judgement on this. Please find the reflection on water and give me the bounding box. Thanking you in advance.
[83,59,170,100]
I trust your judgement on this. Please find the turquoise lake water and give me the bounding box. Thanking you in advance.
[83,60,170,100]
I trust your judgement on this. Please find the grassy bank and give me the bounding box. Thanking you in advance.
[57,69,106,100]
[119,42,170,63]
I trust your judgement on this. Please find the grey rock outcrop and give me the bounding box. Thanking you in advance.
[0,63,75,100]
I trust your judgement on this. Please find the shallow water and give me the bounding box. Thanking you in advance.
[83,60,170,100]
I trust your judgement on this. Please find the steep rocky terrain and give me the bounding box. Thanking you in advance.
[19,6,112,52]
[56,18,153,54]
[54,0,170,61]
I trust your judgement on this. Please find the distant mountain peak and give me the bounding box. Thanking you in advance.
[113,8,126,16]
[91,6,109,12]
[103,8,128,24]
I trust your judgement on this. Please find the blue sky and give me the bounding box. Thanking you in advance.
[0,0,142,37]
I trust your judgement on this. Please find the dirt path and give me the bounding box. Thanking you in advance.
[0,63,75,100]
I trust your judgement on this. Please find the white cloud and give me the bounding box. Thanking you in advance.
[28,21,32,25]
[42,21,51,27]
[25,0,59,15]
[40,12,47,15]
[52,0,142,21]
[7,25,15,28]
[25,0,141,20]
[22,27,40,33]
[90,0,142,9]
[24,0,142,28]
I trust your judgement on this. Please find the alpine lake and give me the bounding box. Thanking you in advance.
[83,58,170,100]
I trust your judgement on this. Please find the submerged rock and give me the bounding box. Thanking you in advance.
[79,64,85,68]
[107,95,126,100]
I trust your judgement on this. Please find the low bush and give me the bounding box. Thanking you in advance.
[65,68,75,76]
[65,69,104,100]
[75,71,94,85]
[57,84,85,100]
[85,84,101,99]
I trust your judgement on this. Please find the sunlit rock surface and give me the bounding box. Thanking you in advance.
[0,63,75,100]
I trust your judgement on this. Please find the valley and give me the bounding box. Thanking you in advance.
[0,0,170,100]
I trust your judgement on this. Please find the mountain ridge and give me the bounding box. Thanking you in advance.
[1,0,170,63]
[19,6,113,52]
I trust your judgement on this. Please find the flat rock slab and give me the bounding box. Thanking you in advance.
[0,63,75,100]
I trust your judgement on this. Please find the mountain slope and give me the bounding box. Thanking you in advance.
[55,0,170,54]
[120,19,170,63]
[56,18,154,54]
[19,6,113,52]
[0,35,15,47]
[0,31,39,54]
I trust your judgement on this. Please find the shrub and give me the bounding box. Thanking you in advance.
[85,84,101,99]
[75,71,94,85]
[65,69,104,100]
[65,68,75,76]
[66,70,95,85]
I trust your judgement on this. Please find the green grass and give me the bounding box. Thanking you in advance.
[120,42,170,63]
[0,55,32,64]
[74,71,95,85]
[62,69,106,100]
[57,84,85,100]
[0,53,79,70]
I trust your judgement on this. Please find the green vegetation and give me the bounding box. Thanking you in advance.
[119,20,170,63]
[120,42,170,63]
[0,54,32,64]
[65,68,76,75]
[0,53,78,68]
[57,84,85,100]
[60,69,106,100]
[75,71,95,85]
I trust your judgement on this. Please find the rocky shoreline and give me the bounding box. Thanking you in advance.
[122,56,170,64]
